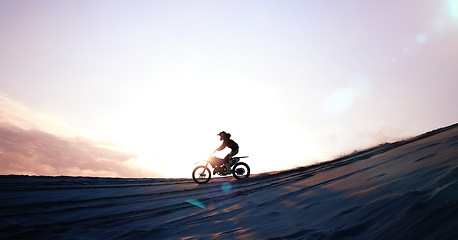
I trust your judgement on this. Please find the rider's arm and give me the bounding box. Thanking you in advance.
[215,141,226,151]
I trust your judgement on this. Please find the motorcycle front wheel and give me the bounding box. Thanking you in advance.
[192,166,211,184]
[232,162,250,180]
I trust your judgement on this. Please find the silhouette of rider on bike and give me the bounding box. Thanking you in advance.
[212,131,239,174]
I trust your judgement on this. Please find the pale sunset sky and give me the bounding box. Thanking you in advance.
[1,0,457,178]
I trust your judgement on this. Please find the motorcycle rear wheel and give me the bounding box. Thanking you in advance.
[192,166,211,184]
[232,162,250,180]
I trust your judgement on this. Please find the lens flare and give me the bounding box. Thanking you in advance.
[324,75,372,116]
[186,199,205,209]
[325,88,355,116]
[221,182,232,193]
[450,0,458,19]
[416,34,427,44]
[349,75,372,97]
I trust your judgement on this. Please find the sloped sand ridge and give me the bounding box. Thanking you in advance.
[1,124,458,239]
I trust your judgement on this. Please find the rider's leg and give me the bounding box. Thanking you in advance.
[224,148,239,173]
[222,156,230,174]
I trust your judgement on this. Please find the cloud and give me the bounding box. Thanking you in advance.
[0,123,163,177]
[0,92,80,138]
[0,92,163,178]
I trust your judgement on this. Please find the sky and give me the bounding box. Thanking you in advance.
[1,0,457,178]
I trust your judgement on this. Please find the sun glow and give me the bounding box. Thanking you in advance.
[116,134,213,178]
[132,154,190,178]
[109,117,219,178]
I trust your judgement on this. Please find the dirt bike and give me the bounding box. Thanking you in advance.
[192,155,250,184]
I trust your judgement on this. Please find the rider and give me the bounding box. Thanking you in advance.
[212,131,239,174]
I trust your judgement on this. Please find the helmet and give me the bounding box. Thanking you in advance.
[217,131,231,139]
[217,131,227,137]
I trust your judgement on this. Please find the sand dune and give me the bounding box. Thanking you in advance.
[1,123,458,239]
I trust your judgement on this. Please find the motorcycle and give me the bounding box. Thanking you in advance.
[192,155,250,184]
